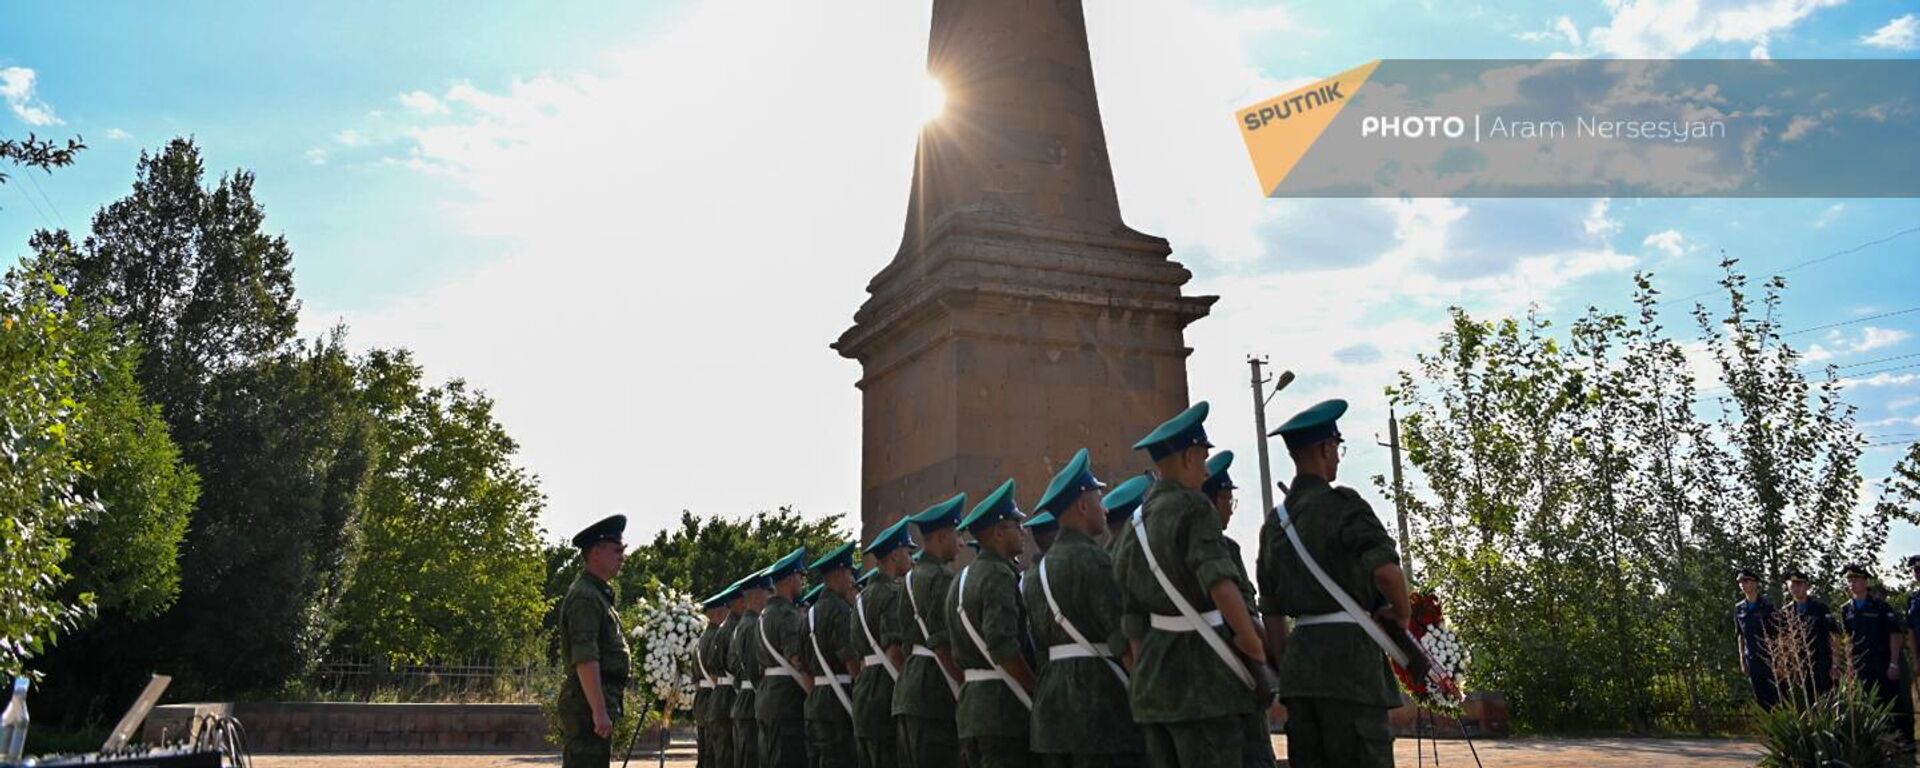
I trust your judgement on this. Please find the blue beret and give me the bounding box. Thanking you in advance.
[810,542,856,574]
[764,546,808,582]
[1102,474,1152,523]
[960,479,1025,533]
[1134,402,1213,461]
[1035,448,1105,516]
[571,514,627,549]
[1203,450,1237,497]
[738,569,773,592]
[865,517,919,558]
[909,493,968,534]
[1022,510,1059,531]
[1272,399,1348,451]
[800,583,824,606]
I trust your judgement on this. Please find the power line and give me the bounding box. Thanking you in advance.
[1783,306,1920,337]
[1661,224,1920,307]
[0,125,72,230]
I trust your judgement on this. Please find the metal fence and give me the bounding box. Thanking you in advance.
[306,656,563,703]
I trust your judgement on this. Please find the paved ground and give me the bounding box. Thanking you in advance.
[250,735,1765,767]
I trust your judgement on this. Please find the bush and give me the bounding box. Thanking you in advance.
[538,682,662,753]
[1754,614,1903,767]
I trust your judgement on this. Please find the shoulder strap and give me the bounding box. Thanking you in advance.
[808,604,854,714]
[1131,508,1254,688]
[905,569,961,698]
[855,591,900,681]
[1038,557,1128,686]
[758,608,807,683]
[696,633,714,683]
[955,565,1032,709]
[1272,502,1422,677]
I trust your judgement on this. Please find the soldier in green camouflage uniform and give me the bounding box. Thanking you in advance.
[697,588,737,768]
[1205,451,1278,768]
[709,587,748,768]
[732,571,773,768]
[804,544,860,768]
[557,515,633,768]
[949,479,1039,768]
[755,548,813,768]
[853,519,916,768]
[1114,403,1272,768]
[1257,399,1408,768]
[1019,511,1059,679]
[1101,476,1151,562]
[897,494,968,768]
[1027,449,1144,768]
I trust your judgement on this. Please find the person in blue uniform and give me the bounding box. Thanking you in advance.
[1842,563,1907,743]
[1780,570,1837,699]
[1734,568,1778,710]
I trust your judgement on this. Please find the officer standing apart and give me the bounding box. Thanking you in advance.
[732,570,774,768]
[1204,451,1278,768]
[804,544,861,768]
[1734,569,1779,710]
[1116,402,1271,768]
[1257,400,1408,768]
[755,549,814,768]
[898,495,969,768]
[1784,569,1837,698]
[1027,448,1144,768]
[557,515,634,768]
[697,586,738,768]
[853,519,916,768]
[1843,564,1909,745]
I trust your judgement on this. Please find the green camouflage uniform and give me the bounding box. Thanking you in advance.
[731,606,764,768]
[803,588,858,768]
[1026,527,1144,768]
[1019,567,1047,679]
[1222,537,1276,768]
[756,594,811,768]
[1114,479,1250,768]
[851,571,905,768]
[703,617,738,768]
[894,554,959,768]
[949,549,1035,768]
[1257,474,1403,768]
[557,572,631,768]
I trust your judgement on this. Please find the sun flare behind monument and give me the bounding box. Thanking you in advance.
[919,73,946,123]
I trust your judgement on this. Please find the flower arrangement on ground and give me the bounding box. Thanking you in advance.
[1393,591,1469,711]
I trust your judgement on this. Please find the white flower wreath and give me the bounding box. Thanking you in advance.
[631,589,708,711]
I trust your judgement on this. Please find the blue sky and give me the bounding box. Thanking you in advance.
[4,0,1919,571]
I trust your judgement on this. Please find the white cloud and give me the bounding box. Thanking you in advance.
[1588,0,1844,58]
[397,90,449,115]
[1642,229,1686,257]
[1815,203,1845,227]
[1890,396,1920,411]
[334,129,364,147]
[103,127,132,140]
[1855,326,1910,353]
[0,66,61,126]
[1780,114,1820,141]
[304,147,328,165]
[1863,14,1919,50]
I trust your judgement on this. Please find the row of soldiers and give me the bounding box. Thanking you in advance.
[559,397,1409,768]
[1735,561,1920,745]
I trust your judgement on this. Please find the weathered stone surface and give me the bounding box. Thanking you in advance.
[836,0,1212,543]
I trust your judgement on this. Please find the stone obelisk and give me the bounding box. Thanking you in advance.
[834,0,1214,542]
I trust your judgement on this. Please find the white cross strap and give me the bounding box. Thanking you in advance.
[954,565,1032,709]
[1130,508,1254,689]
[1038,557,1128,686]
[808,603,854,715]
[855,592,900,681]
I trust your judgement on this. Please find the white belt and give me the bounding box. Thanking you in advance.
[716,675,735,686]
[738,681,754,690]
[1150,610,1224,632]
[962,669,1005,683]
[1048,643,1114,661]
[1294,612,1359,627]
[814,674,853,686]
[911,645,938,659]
[764,667,797,678]
[864,654,888,666]
[698,680,714,689]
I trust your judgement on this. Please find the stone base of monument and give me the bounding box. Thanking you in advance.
[143,702,552,752]
[1268,692,1510,739]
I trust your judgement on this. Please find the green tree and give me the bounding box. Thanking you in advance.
[330,349,551,665]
